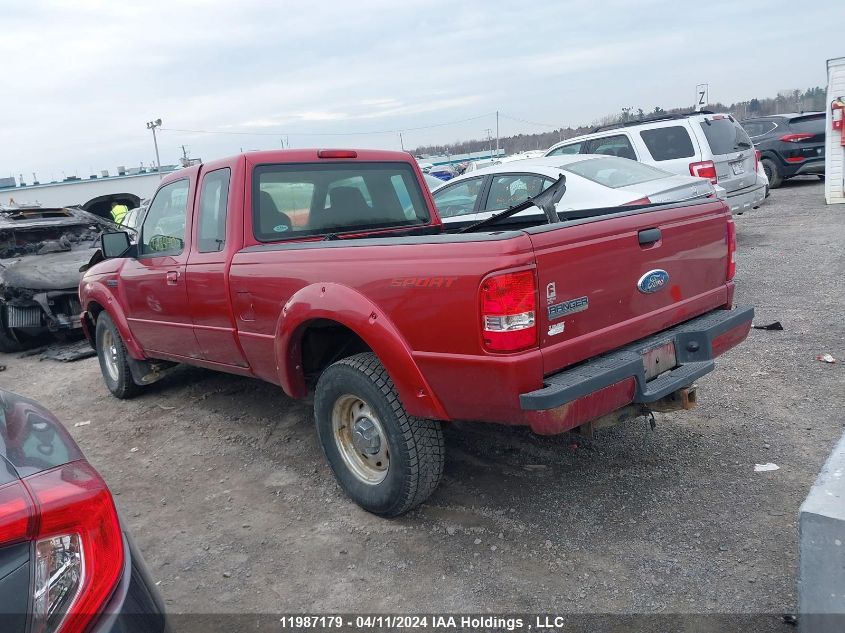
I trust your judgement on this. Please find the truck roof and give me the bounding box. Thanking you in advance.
[159,149,418,186]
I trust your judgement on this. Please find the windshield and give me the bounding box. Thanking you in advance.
[699,117,753,154]
[253,162,430,240]
[561,156,671,189]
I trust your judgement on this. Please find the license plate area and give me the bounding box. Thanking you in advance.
[730,160,745,175]
[643,341,677,380]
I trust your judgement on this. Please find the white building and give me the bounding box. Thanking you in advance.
[825,56,845,204]
[0,167,179,217]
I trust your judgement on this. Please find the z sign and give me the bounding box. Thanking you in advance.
[695,83,709,112]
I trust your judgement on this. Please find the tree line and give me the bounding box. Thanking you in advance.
[413,87,826,158]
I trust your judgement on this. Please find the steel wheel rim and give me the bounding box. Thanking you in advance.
[101,330,120,382]
[331,394,389,485]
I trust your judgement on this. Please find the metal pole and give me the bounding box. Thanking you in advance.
[146,119,162,173]
[399,132,404,151]
[495,111,499,157]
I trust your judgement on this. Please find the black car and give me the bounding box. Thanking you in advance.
[0,389,168,633]
[740,112,825,188]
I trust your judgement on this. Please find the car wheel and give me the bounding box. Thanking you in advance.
[762,158,782,189]
[0,325,23,353]
[314,352,444,517]
[96,312,141,399]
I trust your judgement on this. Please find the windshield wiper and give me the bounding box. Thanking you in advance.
[456,174,567,234]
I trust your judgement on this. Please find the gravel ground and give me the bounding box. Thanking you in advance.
[1,178,842,627]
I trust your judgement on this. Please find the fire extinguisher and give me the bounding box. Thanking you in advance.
[833,98,845,131]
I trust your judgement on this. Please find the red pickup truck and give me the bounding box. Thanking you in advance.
[79,149,752,516]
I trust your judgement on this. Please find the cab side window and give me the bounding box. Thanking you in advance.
[432,178,484,217]
[197,168,231,253]
[140,179,190,257]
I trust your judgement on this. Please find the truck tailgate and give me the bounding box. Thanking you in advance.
[527,200,731,376]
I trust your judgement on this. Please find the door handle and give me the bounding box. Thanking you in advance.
[166,270,180,285]
[638,228,661,245]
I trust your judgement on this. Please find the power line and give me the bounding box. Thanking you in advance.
[160,112,496,138]
[499,112,560,129]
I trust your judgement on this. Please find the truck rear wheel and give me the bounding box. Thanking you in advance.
[314,352,444,517]
[96,313,141,399]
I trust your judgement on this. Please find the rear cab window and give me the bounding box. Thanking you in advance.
[639,126,695,161]
[699,116,753,155]
[253,162,429,240]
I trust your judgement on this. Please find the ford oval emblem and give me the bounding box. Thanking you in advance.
[637,269,669,294]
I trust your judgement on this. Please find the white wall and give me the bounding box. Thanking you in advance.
[826,57,845,205]
[0,171,170,209]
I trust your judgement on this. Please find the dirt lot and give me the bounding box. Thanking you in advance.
[1,178,842,625]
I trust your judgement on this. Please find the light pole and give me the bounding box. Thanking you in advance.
[146,118,162,173]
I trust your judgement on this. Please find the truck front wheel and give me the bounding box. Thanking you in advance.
[314,352,444,517]
[95,313,141,399]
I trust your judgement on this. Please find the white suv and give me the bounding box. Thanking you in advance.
[544,111,765,213]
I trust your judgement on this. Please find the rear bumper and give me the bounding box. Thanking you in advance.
[520,306,753,424]
[725,184,765,213]
[793,160,825,176]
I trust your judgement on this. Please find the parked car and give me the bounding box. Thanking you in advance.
[740,112,825,188]
[80,149,752,517]
[429,165,456,181]
[0,204,122,351]
[0,389,167,633]
[544,111,765,214]
[431,154,719,227]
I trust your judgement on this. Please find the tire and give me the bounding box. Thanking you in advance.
[314,352,444,517]
[762,158,782,189]
[0,327,23,353]
[95,312,141,399]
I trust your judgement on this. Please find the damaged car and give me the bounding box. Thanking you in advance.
[0,203,124,351]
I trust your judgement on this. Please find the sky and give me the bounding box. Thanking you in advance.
[1,0,842,181]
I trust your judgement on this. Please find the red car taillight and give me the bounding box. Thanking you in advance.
[779,133,813,143]
[0,480,36,544]
[26,461,124,633]
[689,160,717,184]
[726,219,737,281]
[480,269,537,352]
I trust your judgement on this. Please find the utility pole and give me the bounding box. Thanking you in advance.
[146,119,162,173]
[399,131,405,151]
[495,110,499,157]
[484,128,493,158]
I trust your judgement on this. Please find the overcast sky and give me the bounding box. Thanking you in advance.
[1,0,842,181]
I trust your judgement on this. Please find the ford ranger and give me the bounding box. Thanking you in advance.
[78,149,753,516]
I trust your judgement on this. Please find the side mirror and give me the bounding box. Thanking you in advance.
[101,231,132,258]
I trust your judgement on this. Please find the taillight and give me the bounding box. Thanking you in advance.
[785,156,805,163]
[779,133,813,143]
[754,150,761,173]
[689,160,717,184]
[626,196,652,206]
[26,461,124,633]
[480,269,537,352]
[0,480,35,545]
[726,219,736,281]
[317,149,358,159]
